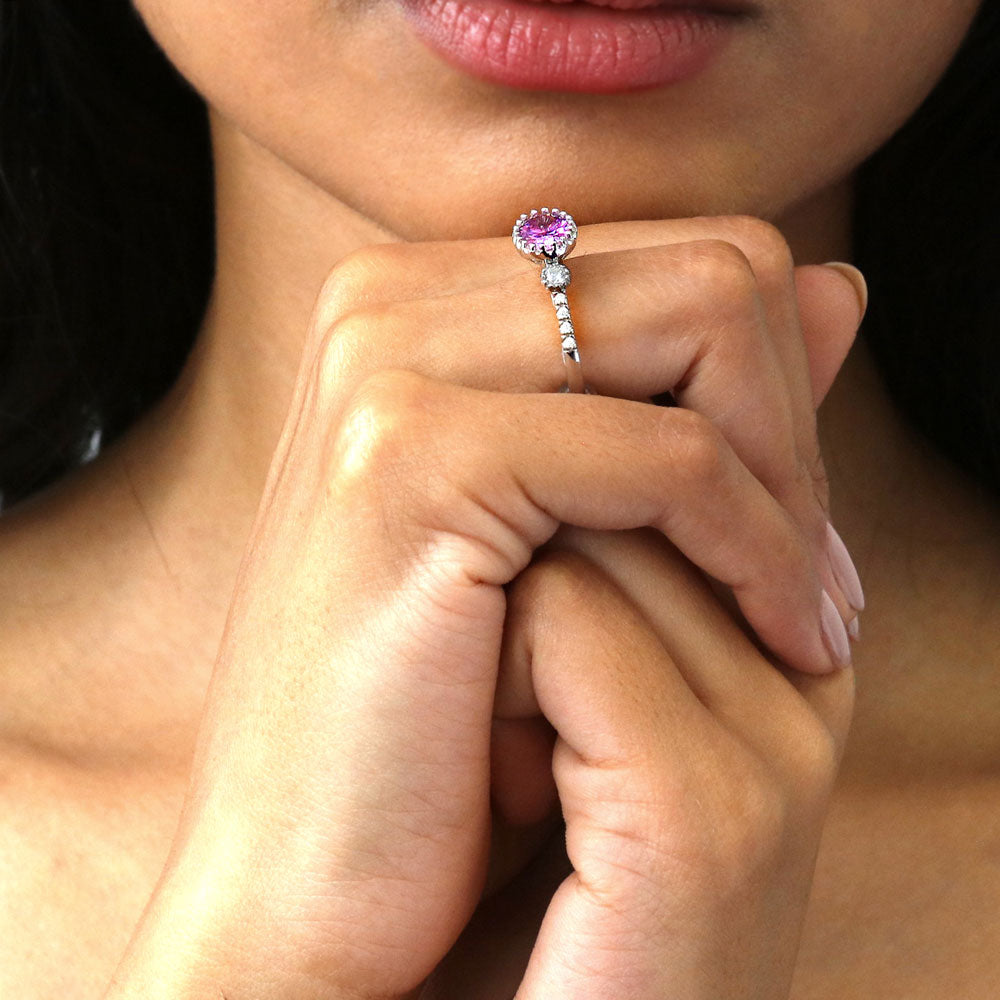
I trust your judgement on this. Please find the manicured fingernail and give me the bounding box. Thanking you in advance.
[825,521,865,612]
[847,615,860,641]
[822,261,868,321]
[820,588,852,669]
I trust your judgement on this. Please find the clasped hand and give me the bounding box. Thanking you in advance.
[105,216,861,1000]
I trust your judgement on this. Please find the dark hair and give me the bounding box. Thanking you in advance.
[0,0,212,509]
[0,0,997,509]
[853,0,1000,504]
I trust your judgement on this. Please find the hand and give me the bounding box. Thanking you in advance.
[299,214,866,660]
[103,217,864,998]
[482,527,854,1000]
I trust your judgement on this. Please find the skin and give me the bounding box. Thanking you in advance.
[1,0,999,996]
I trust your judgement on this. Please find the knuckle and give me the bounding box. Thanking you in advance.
[623,752,792,894]
[720,215,796,279]
[710,765,789,877]
[513,548,605,615]
[787,446,832,540]
[313,244,403,330]
[331,369,436,481]
[314,306,395,393]
[658,407,728,487]
[683,238,759,316]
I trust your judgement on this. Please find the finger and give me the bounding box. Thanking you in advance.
[497,549,708,767]
[677,222,864,621]
[497,552,717,1000]
[321,240,798,397]
[541,525,855,761]
[794,262,868,406]
[579,218,862,517]
[327,370,852,675]
[309,216,859,325]
[496,550,822,1000]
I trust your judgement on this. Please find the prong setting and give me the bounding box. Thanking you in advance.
[511,208,578,263]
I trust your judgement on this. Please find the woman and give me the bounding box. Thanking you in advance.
[1,0,997,996]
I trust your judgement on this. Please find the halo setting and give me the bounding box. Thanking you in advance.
[512,208,578,262]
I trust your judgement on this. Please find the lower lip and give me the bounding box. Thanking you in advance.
[399,0,746,94]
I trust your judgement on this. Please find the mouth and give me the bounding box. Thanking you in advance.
[519,0,755,11]
[399,0,759,95]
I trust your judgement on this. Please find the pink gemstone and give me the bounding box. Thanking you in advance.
[517,211,573,250]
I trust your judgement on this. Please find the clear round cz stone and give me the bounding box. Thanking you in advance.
[541,262,571,289]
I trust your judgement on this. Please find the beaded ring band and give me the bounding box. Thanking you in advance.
[512,208,589,394]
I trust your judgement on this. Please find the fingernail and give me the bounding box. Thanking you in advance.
[820,589,852,669]
[822,261,868,321]
[825,521,865,613]
[847,615,860,641]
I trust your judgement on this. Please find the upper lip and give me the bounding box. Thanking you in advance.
[520,0,756,11]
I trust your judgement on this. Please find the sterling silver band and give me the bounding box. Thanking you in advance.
[539,256,586,394]
[512,208,590,394]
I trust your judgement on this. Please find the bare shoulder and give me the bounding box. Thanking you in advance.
[0,473,210,995]
[0,473,210,774]
[0,741,184,999]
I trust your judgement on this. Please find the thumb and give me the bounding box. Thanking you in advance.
[793,262,868,406]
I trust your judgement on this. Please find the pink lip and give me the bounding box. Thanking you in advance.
[399,0,756,94]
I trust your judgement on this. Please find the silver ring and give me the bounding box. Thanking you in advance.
[512,208,590,394]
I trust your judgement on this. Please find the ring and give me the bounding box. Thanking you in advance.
[512,208,590,394]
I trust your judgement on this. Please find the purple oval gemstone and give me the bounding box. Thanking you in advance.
[517,212,573,249]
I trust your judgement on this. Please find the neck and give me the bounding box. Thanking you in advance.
[130,117,404,526]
